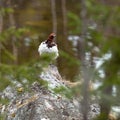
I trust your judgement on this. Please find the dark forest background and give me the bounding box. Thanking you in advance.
[0,0,120,119]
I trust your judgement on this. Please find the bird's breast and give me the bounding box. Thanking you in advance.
[38,42,59,59]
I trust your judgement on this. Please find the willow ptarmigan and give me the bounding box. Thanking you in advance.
[38,33,79,89]
[38,33,59,60]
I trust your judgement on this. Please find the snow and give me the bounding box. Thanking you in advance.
[94,52,112,69]
[68,35,79,47]
[41,118,50,120]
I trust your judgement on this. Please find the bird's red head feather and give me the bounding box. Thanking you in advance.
[48,33,56,41]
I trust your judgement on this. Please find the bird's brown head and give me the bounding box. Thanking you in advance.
[47,33,56,42]
[46,33,56,48]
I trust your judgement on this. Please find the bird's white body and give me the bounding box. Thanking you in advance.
[38,41,59,59]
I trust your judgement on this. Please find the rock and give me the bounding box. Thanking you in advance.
[5,82,81,120]
[1,65,100,120]
[40,64,66,89]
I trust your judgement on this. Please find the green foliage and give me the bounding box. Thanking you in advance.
[86,0,111,24]
[0,0,120,119]
[2,47,15,61]
[67,11,81,34]
[0,114,6,120]
[0,98,9,105]
[38,79,49,88]
[40,52,58,65]
[0,54,54,91]
[0,77,11,91]
[87,1,120,119]
[60,50,80,67]
[14,65,39,83]
[0,7,14,15]
[0,64,13,91]
[0,59,42,91]
[53,86,73,99]
[0,27,29,42]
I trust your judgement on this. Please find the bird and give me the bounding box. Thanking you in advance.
[38,33,59,60]
[38,33,65,89]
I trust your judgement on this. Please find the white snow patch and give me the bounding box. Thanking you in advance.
[68,35,79,47]
[41,118,50,120]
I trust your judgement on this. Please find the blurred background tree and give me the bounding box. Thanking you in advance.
[0,0,120,119]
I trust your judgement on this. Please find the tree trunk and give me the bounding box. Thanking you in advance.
[7,0,18,65]
[61,0,67,37]
[51,0,57,42]
[100,86,112,119]
[99,60,113,119]
[78,0,90,120]
[0,13,3,63]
